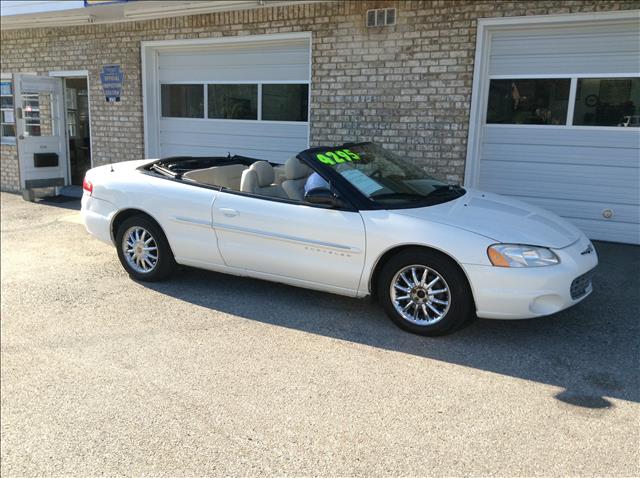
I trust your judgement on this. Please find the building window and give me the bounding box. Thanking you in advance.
[366,8,396,27]
[486,79,571,125]
[262,84,309,122]
[573,77,640,127]
[1,79,16,141]
[15,91,54,137]
[207,84,257,120]
[161,84,204,118]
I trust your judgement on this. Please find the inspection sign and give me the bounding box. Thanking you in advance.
[100,64,124,102]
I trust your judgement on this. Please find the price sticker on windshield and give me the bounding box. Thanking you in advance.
[315,149,361,166]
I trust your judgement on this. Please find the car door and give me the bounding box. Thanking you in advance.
[211,192,366,294]
[125,173,225,268]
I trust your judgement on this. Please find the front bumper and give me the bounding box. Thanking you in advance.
[463,236,598,319]
[80,193,117,245]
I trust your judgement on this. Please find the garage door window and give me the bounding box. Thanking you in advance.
[262,84,309,122]
[487,79,571,125]
[161,84,204,118]
[161,82,309,122]
[573,77,639,127]
[208,84,257,120]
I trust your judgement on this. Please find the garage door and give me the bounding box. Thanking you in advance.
[473,17,640,244]
[146,36,310,163]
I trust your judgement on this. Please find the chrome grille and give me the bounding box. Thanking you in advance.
[570,269,595,300]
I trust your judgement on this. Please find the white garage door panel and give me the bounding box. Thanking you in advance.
[489,22,640,75]
[159,144,301,161]
[160,131,306,154]
[479,128,640,205]
[490,54,639,77]
[511,196,639,225]
[482,143,639,169]
[491,32,636,56]
[479,161,640,245]
[160,64,308,83]
[482,126,640,149]
[158,40,310,83]
[161,118,308,138]
[479,162,639,204]
[159,119,308,160]
[566,218,639,245]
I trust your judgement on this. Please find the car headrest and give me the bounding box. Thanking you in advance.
[249,161,275,187]
[285,156,311,180]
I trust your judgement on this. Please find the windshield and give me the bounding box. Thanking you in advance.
[312,142,465,207]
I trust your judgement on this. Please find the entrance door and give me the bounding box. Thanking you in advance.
[14,74,68,191]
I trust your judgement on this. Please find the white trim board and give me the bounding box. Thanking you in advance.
[463,9,640,188]
[140,32,312,49]
[475,9,639,26]
[48,70,89,78]
[1,1,322,31]
[488,73,640,79]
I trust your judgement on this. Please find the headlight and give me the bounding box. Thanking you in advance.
[488,244,560,267]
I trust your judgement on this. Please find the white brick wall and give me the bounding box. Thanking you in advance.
[1,0,638,191]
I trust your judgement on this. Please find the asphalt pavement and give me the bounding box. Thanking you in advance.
[1,192,638,476]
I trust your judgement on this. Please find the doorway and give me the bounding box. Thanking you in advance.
[63,77,91,186]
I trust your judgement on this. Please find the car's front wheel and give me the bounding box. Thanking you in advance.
[115,215,176,281]
[377,249,473,336]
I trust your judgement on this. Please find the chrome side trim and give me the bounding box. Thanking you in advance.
[212,221,362,253]
[171,216,212,228]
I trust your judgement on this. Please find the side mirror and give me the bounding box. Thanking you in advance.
[304,187,347,209]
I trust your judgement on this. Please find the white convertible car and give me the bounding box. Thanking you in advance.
[81,142,597,336]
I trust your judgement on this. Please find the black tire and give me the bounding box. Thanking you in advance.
[377,249,473,336]
[115,215,176,282]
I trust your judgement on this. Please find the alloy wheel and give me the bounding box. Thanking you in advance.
[390,264,451,325]
[122,226,159,274]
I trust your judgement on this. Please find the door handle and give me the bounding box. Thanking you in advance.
[219,208,239,218]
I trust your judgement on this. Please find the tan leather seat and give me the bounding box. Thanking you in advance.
[281,156,312,201]
[240,161,287,198]
[183,164,247,190]
[273,164,287,185]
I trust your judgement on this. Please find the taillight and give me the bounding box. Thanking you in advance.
[82,177,93,195]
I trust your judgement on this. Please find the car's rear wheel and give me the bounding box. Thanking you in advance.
[377,249,473,336]
[115,215,176,281]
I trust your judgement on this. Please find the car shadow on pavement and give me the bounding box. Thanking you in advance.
[143,240,640,407]
[36,196,81,211]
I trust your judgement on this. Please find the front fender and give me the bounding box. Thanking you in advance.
[358,210,495,296]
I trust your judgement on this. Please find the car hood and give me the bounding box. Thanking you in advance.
[393,188,582,249]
